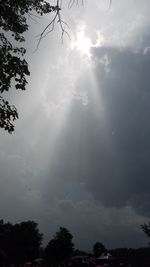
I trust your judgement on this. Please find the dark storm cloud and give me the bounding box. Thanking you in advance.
[88,45,150,215]
[44,42,150,217]
[1,0,150,248]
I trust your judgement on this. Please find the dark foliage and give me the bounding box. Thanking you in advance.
[0,96,18,132]
[0,0,58,133]
[110,247,150,267]
[141,222,150,241]
[44,227,74,264]
[0,219,43,264]
[0,250,6,266]
[93,242,107,258]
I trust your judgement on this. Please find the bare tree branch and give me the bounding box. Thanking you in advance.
[28,13,40,24]
[68,0,84,9]
[108,0,112,10]
[35,0,84,50]
[35,11,59,50]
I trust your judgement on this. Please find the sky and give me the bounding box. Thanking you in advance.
[1,0,150,250]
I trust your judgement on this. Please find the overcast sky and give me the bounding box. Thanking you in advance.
[1,0,150,250]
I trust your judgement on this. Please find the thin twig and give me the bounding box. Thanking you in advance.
[35,0,83,50]
[108,0,112,10]
[28,12,42,19]
[35,11,59,50]
[68,0,83,9]
[28,13,40,24]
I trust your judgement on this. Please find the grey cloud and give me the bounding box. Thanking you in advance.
[1,0,150,250]
[88,45,150,215]
[44,42,150,218]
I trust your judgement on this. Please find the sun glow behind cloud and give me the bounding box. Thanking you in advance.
[32,51,106,175]
[8,15,111,238]
[34,27,106,163]
[31,24,106,155]
[1,0,150,250]
[71,30,92,57]
[70,26,104,58]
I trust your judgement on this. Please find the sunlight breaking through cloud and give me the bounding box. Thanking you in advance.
[70,25,105,58]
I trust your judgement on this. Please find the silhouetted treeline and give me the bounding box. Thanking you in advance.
[110,247,150,267]
[44,227,74,265]
[0,220,74,266]
[0,218,150,267]
[0,220,42,265]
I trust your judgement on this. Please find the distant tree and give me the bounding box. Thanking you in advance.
[0,250,6,267]
[93,242,107,258]
[0,220,43,264]
[141,222,150,243]
[0,220,13,254]
[73,249,91,257]
[110,247,150,267]
[13,221,43,262]
[44,227,74,263]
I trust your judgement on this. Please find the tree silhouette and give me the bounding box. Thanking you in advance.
[0,0,82,133]
[93,242,107,258]
[44,227,74,263]
[141,222,150,244]
[0,220,42,264]
[0,250,6,267]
